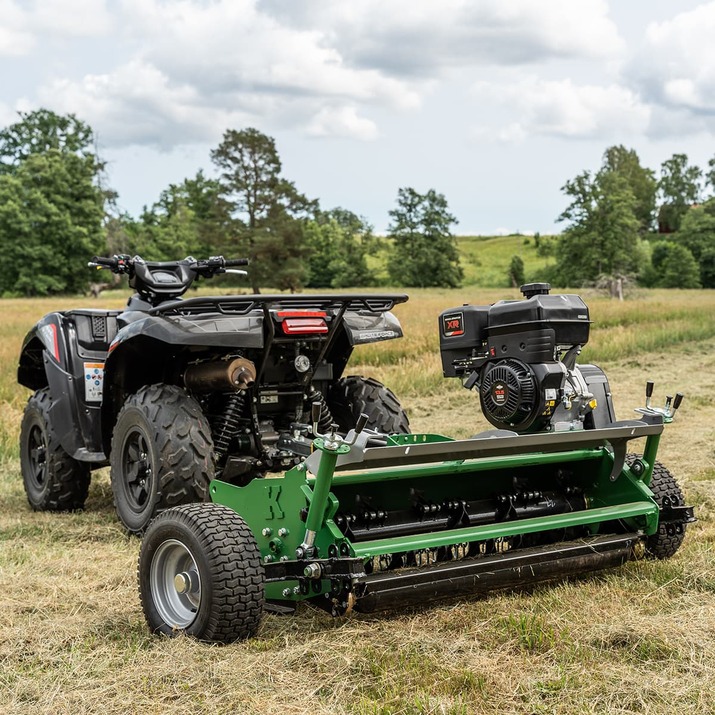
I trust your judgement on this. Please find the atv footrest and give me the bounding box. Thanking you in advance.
[354,533,642,612]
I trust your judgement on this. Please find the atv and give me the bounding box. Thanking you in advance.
[17,254,410,533]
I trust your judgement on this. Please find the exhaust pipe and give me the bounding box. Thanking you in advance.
[184,357,256,392]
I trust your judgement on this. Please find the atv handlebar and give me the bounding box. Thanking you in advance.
[223,258,250,267]
[89,254,250,277]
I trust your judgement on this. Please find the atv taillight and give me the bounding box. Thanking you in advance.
[276,311,329,335]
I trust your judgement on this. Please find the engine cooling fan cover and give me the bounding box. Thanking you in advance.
[479,359,538,429]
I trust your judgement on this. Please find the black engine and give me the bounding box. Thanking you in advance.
[439,283,614,433]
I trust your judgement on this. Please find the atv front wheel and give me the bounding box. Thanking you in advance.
[329,376,410,435]
[138,503,264,643]
[19,388,90,511]
[110,384,214,534]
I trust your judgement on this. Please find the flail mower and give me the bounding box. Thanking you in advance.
[135,282,694,642]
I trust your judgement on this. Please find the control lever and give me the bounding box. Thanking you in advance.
[635,381,684,423]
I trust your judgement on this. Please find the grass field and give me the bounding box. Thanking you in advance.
[2,284,715,714]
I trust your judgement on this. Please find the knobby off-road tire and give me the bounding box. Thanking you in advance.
[627,454,687,559]
[19,388,90,511]
[329,376,410,435]
[138,503,264,643]
[110,384,214,534]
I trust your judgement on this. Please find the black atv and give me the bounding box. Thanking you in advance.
[17,254,410,533]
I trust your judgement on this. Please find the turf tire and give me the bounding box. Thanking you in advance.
[328,376,410,435]
[110,384,214,534]
[138,503,264,643]
[19,388,90,511]
[627,454,687,559]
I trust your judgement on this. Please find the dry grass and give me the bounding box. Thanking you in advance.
[2,288,715,714]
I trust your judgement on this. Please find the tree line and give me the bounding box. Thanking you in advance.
[0,110,461,296]
[2,109,715,297]
[550,146,715,291]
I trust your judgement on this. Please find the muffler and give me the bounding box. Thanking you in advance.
[184,357,256,392]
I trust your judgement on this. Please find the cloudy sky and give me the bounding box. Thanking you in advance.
[1,0,714,234]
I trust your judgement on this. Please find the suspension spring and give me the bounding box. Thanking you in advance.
[213,392,246,458]
[310,390,335,433]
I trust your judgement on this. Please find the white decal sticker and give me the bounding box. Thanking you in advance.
[84,362,105,402]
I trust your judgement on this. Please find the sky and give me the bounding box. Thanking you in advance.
[1,0,714,235]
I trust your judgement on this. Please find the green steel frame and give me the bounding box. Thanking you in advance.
[209,421,665,604]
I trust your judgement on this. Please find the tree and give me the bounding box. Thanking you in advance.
[386,188,462,288]
[658,153,702,232]
[121,171,233,262]
[305,208,376,288]
[0,109,94,172]
[210,128,317,291]
[0,110,106,295]
[0,151,105,295]
[602,145,657,232]
[676,199,715,261]
[650,241,701,288]
[508,255,525,287]
[706,157,715,197]
[555,169,644,288]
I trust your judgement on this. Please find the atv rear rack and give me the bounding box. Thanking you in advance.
[149,293,409,316]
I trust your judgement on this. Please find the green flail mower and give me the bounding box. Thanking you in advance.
[137,284,695,643]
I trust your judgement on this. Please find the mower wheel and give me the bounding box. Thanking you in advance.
[628,454,687,559]
[138,503,264,643]
[110,384,214,534]
[329,376,410,435]
[19,388,90,511]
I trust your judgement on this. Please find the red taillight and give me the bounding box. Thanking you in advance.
[276,310,329,335]
[282,318,328,335]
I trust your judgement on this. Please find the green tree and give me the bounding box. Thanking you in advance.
[0,110,106,295]
[210,127,317,291]
[650,241,700,288]
[555,170,644,287]
[386,188,462,288]
[0,151,105,295]
[123,171,233,261]
[508,254,525,287]
[706,156,715,197]
[677,198,715,261]
[658,153,702,232]
[602,145,657,232]
[305,208,376,288]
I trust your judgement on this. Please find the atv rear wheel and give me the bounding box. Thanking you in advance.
[138,503,264,643]
[19,388,90,511]
[329,376,410,435]
[110,384,214,534]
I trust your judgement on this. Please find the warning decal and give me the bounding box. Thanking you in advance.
[84,362,105,402]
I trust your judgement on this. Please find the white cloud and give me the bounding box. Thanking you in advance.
[0,0,110,55]
[628,2,715,133]
[472,77,650,141]
[262,0,624,73]
[306,106,378,140]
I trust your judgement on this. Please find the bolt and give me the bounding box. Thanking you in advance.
[278,528,288,537]
[293,586,301,595]
[282,588,292,598]
[264,555,274,563]
[262,527,272,537]
[304,562,322,579]
[280,555,289,562]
